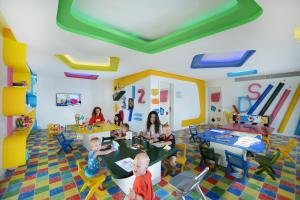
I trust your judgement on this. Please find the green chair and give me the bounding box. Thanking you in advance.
[254,149,280,180]
[199,145,221,171]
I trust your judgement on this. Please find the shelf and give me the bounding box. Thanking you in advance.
[2,87,27,116]
[3,37,31,89]
[2,123,34,169]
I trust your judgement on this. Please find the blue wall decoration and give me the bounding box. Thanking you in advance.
[227,69,258,77]
[238,96,252,113]
[248,84,274,115]
[132,85,136,99]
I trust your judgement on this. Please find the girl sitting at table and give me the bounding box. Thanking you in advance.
[152,123,177,175]
[139,111,162,140]
[114,123,132,140]
[89,106,105,125]
[114,113,123,126]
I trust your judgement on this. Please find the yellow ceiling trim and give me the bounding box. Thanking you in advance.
[114,70,206,127]
[55,54,120,71]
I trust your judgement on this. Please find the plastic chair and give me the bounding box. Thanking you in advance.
[76,160,107,200]
[225,150,249,182]
[262,134,271,149]
[199,145,221,171]
[176,144,187,172]
[56,132,74,153]
[189,125,198,142]
[170,167,209,200]
[48,124,60,139]
[273,139,297,163]
[255,149,280,180]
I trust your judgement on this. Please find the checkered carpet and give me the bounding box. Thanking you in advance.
[0,129,299,200]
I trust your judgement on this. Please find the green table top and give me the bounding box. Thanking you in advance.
[100,138,177,179]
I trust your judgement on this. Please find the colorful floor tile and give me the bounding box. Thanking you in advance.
[0,129,299,200]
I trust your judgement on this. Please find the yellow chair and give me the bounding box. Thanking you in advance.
[262,135,270,149]
[47,124,60,139]
[176,144,187,172]
[273,139,297,163]
[76,160,107,200]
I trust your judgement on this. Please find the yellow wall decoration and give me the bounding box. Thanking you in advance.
[55,54,120,72]
[114,70,205,127]
[224,111,235,125]
[2,87,27,116]
[151,89,159,96]
[114,103,119,113]
[295,28,300,41]
[278,83,300,133]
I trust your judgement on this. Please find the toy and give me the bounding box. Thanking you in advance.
[75,114,85,125]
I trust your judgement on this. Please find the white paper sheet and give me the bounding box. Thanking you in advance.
[115,157,134,172]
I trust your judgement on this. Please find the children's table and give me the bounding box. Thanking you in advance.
[100,138,177,193]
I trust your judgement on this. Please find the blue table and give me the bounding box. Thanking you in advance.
[197,129,266,166]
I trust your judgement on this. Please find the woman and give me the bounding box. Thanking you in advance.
[140,111,162,140]
[89,107,105,125]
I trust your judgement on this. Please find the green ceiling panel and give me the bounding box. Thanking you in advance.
[56,0,262,54]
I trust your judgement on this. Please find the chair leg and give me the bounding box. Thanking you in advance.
[269,167,276,174]
[255,167,265,175]
[196,184,206,200]
[80,183,88,192]
[85,187,96,200]
[266,168,276,180]
[286,155,295,163]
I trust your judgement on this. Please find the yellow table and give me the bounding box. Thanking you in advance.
[71,123,120,150]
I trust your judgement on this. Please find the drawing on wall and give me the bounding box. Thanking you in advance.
[121,96,126,109]
[160,90,168,103]
[128,98,134,109]
[152,108,159,114]
[208,87,222,125]
[151,88,159,96]
[133,113,143,121]
[151,98,160,104]
[137,88,145,103]
[176,91,182,98]
[211,92,220,102]
[160,107,165,115]
[132,85,136,99]
[128,98,134,121]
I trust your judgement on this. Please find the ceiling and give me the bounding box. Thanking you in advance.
[1,0,300,80]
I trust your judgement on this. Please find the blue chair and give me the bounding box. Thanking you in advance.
[189,125,198,142]
[225,150,249,182]
[56,132,74,153]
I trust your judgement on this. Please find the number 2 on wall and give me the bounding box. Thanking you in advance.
[138,89,145,104]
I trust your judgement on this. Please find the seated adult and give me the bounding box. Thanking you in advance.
[139,111,162,140]
[89,106,105,125]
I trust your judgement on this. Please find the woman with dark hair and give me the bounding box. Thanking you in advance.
[139,111,162,139]
[89,107,105,125]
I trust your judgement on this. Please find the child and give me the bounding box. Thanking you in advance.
[114,113,123,126]
[85,137,116,182]
[125,153,155,200]
[115,123,132,140]
[156,123,177,175]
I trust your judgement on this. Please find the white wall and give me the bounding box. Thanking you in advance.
[0,34,7,179]
[206,77,300,136]
[36,75,114,129]
[151,76,200,131]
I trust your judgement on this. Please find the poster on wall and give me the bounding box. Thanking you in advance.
[208,87,223,126]
[160,90,168,103]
